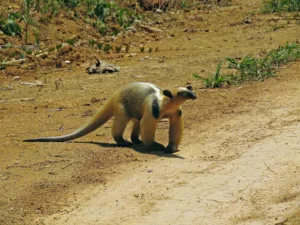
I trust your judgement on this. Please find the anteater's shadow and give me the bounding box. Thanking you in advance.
[72,141,184,159]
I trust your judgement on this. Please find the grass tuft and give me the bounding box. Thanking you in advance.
[194,42,300,88]
[193,62,233,88]
[262,0,300,13]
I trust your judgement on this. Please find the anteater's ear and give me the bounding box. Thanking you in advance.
[186,85,193,91]
[163,90,173,98]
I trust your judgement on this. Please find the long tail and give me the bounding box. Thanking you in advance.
[23,100,114,142]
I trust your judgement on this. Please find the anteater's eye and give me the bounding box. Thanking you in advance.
[177,92,185,97]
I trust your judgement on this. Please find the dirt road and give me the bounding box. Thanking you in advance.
[1,0,299,224]
[38,62,300,225]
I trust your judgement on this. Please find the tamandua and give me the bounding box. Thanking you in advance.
[24,82,196,153]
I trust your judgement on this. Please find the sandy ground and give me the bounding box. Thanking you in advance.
[1,0,300,224]
[38,62,300,225]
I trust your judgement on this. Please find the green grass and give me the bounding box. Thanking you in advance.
[262,0,300,13]
[193,62,233,88]
[1,0,140,41]
[194,42,300,88]
[0,13,22,37]
[226,56,274,81]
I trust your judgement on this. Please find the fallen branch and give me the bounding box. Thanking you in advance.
[1,58,26,66]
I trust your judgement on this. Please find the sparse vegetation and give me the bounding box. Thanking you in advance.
[193,62,232,88]
[92,1,139,34]
[88,39,96,47]
[103,43,112,52]
[226,56,274,81]
[115,45,122,53]
[0,13,22,37]
[262,0,300,13]
[97,42,103,50]
[194,42,300,88]
[66,38,76,46]
[0,0,140,42]
[227,42,300,82]
[56,43,62,50]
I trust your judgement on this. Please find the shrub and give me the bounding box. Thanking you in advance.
[262,0,300,13]
[0,13,22,37]
[194,43,300,88]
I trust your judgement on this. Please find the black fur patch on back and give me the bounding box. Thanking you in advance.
[152,97,160,119]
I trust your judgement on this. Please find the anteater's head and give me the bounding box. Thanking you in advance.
[162,85,196,103]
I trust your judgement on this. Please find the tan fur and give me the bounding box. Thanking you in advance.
[24,82,196,153]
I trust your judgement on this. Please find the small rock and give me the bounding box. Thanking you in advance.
[140,25,163,33]
[35,80,44,86]
[126,27,137,33]
[20,81,44,87]
[20,98,35,101]
[13,76,20,81]
[127,53,137,57]
[36,52,48,59]
[244,18,252,24]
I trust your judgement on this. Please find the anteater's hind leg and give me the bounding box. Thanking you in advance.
[140,114,165,151]
[131,121,142,144]
[112,109,132,146]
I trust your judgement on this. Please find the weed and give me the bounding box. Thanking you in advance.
[262,0,300,13]
[268,42,300,66]
[48,47,55,52]
[227,42,300,82]
[66,38,76,46]
[103,44,112,52]
[194,42,300,88]
[193,62,231,88]
[115,45,122,53]
[11,51,26,59]
[33,28,40,46]
[93,1,138,34]
[227,56,274,81]
[97,42,103,50]
[56,43,62,50]
[88,39,96,47]
[26,49,33,55]
[140,47,145,52]
[0,13,22,37]
[63,0,80,9]
[111,27,120,36]
[22,0,33,43]
[1,0,141,41]
[148,47,153,53]
[5,43,13,48]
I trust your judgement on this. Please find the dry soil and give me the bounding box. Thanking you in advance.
[0,0,300,224]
